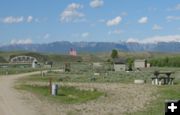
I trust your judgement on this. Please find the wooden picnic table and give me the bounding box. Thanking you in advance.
[151,71,175,85]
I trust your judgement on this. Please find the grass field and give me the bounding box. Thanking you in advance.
[2,49,179,115]
[17,84,104,104]
[22,66,180,84]
[16,64,180,115]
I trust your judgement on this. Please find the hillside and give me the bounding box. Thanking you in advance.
[1,51,180,64]
[0,51,108,63]
[1,41,180,53]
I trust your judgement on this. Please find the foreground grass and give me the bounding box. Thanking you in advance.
[126,68,180,115]
[17,67,180,114]
[17,84,104,104]
[126,84,180,115]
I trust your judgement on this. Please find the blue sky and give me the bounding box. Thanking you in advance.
[0,0,180,45]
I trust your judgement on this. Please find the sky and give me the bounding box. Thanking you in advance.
[0,0,180,45]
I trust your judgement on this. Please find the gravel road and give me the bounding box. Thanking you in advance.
[0,72,41,115]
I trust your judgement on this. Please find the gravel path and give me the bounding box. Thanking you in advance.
[0,72,41,115]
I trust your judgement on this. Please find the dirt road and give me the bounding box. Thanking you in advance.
[0,72,41,115]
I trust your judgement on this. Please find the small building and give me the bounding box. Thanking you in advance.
[134,59,147,69]
[113,58,127,71]
[32,59,38,68]
[44,61,53,68]
[44,64,52,68]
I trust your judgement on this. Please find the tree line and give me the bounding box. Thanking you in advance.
[149,56,180,67]
[111,49,180,67]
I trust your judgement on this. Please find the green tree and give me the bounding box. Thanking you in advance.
[111,49,118,59]
[127,58,134,71]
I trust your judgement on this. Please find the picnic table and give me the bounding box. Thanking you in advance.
[151,71,175,85]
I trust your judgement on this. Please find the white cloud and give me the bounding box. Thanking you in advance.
[43,33,50,39]
[1,16,24,24]
[108,29,123,35]
[106,16,122,26]
[168,4,180,11]
[175,4,180,10]
[0,16,37,24]
[90,0,104,8]
[81,32,90,38]
[60,3,84,22]
[152,24,163,30]
[127,38,140,43]
[10,39,32,45]
[138,17,148,24]
[166,16,180,22]
[127,35,180,44]
[27,16,33,23]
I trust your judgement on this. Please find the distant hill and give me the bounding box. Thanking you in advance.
[1,50,180,65]
[0,41,180,53]
[0,51,83,63]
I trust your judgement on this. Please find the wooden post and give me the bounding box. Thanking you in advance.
[40,65,43,76]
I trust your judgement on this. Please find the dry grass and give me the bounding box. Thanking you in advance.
[22,82,157,115]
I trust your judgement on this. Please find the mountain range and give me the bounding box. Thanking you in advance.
[0,41,180,53]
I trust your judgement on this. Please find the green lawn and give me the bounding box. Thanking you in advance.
[17,84,104,104]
